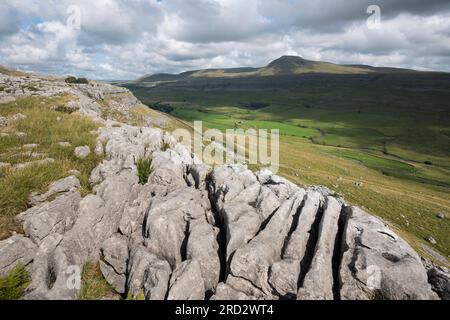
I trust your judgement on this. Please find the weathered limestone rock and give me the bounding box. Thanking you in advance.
[74,146,91,159]
[127,245,171,300]
[211,283,253,300]
[23,144,38,149]
[94,140,104,156]
[10,113,26,121]
[100,234,129,294]
[144,187,208,269]
[167,260,205,300]
[269,191,322,297]
[16,191,82,245]
[24,234,64,299]
[29,175,81,206]
[186,221,221,292]
[14,157,54,169]
[58,142,71,148]
[339,206,438,300]
[15,132,27,138]
[297,196,342,300]
[229,191,305,297]
[0,235,37,276]
[427,266,450,300]
[0,116,8,127]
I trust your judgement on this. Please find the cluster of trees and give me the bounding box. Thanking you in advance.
[65,76,89,84]
[240,102,270,110]
[152,102,174,114]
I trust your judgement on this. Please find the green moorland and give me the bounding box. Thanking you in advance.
[125,70,450,263]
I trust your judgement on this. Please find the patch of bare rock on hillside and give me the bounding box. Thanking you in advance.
[0,71,448,300]
[0,71,139,121]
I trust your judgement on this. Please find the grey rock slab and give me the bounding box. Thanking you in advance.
[74,146,91,159]
[94,140,104,156]
[0,116,8,127]
[100,234,129,294]
[29,175,81,206]
[144,187,208,269]
[0,235,37,277]
[58,142,71,148]
[16,191,82,245]
[269,191,322,297]
[186,221,221,292]
[167,259,205,300]
[339,206,438,300]
[297,196,342,300]
[127,245,171,300]
[229,191,305,297]
[211,283,254,300]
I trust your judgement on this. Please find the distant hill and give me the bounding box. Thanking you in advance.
[0,65,28,77]
[136,55,425,83]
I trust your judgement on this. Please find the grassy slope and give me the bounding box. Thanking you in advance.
[0,66,28,77]
[0,76,189,299]
[0,95,103,239]
[127,78,450,261]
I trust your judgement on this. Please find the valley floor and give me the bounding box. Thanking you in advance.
[127,87,450,262]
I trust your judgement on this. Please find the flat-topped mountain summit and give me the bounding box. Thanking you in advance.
[136,55,428,83]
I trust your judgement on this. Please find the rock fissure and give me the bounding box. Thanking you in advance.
[297,204,324,289]
[331,206,349,300]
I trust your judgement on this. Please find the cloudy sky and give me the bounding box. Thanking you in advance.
[1,0,449,79]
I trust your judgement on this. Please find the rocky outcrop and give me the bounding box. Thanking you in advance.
[0,72,141,121]
[0,73,447,300]
[0,235,37,276]
[339,207,439,300]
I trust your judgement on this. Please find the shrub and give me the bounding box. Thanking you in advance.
[152,102,174,114]
[0,263,30,300]
[65,77,89,84]
[54,105,75,114]
[240,102,270,110]
[136,157,152,185]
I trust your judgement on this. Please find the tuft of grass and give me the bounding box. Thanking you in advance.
[78,261,117,300]
[0,95,103,239]
[161,142,171,152]
[126,289,145,300]
[136,157,152,185]
[0,263,30,300]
